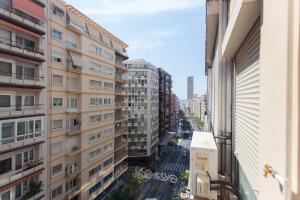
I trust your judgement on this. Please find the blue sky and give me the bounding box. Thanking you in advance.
[65,0,207,100]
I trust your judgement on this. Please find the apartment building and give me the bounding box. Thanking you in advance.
[191,95,207,123]
[205,0,300,199]
[0,0,47,199]
[124,59,159,166]
[47,0,128,199]
[170,93,178,132]
[158,68,172,141]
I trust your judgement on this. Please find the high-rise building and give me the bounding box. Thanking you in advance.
[187,76,194,108]
[47,0,128,199]
[203,0,300,199]
[170,93,179,132]
[0,0,47,199]
[158,68,172,141]
[124,59,159,166]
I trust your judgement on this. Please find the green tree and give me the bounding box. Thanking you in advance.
[123,167,146,199]
[180,171,189,185]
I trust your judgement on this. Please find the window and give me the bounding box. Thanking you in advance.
[52,97,63,107]
[0,28,11,45]
[103,113,113,120]
[89,147,102,161]
[24,95,34,106]
[15,150,34,170]
[0,158,11,175]
[103,157,113,168]
[90,43,101,55]
[53,6,64,18]
[53,75,63,86]
[103,143,113,153]
[89,180,102,196]
[90,80,102,90]
[88,131,102,143]
[0,61,12,77]
[89,114,101,123]
[102,50,113,61]
[89,97,102,106]
[52,51,63,63]
[52,29,63,41]
[52,142,63,155]
[16,36,35,51]
[1,122,14,144]
[67,97,78,109]
[103,98,112,105]
[89,62,102,73]
[103,82,113,90]
[35,120,42,132]
[0,95,10,107]
[103,172,113,183]
[52,185,63,198]
[102,66,114,76]
[52,119,63,131]
[52,163,63,177]
[89,164,101,177]
[0,191,10,200]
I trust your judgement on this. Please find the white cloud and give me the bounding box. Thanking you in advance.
[75,0,203,19]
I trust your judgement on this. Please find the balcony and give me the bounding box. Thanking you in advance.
[115,127,128,137]
[66,145,81,157]
[0,158,44,187]
[114,162,128,178]
[115,114,126,123]
[65,180,81,200]
[115,73,128,83]
[0,2,45,35]
[0,73,45,89]
[0,104,44,120]
[114,151,128,165]
[0,37,45,62]
[114,139,127,151]
[0,131,44,153]
[66,124,81,136]
[66,60,82,73]
[66,163,80,177]
[66,41,81,54]
[66,18,85,34]
[66,106,79,113]
[115,102,125,109]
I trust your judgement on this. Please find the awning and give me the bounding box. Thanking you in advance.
[159,132,176,146]
[70,51,82,67]
[12,0,46,22]
[0,20,42,38]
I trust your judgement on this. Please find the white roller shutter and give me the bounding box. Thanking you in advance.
[234,21,260,191]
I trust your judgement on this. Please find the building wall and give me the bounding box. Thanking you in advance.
[0,0,47,198]
[47,0,128,199]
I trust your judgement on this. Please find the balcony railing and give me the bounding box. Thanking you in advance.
[115,127,128,137]
[65,180,81,199]
[114,152,128,165]
[115,114,126,122]
[0,2,45,34]
[66,163,80,177]
[115,74,128,83]
[115,140,127,150]
[114,162,128,178]
[0,104,44,119]
[0,158,44,187]
[0,36,45,61]
[66,60,82,72]
[66,125,81,136]
[0,72,45,88]
[66,145,81,157]
[0,131,43,146]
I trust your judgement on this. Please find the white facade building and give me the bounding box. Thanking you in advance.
[124,59,159,158]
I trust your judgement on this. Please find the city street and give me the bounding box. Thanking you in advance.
[138,138,191,200]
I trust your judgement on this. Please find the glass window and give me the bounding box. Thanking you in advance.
[0,95,10,107]
[0,158,11,175]
[52,51,63,63]
[24,95,34,106]
[24,67,34,80]
[90,80,102,89]
[1,122,14,144]
[53,6,64,18]
[53,75,63,86]
[52,142,63,155]
[52,29,63,41]
[35,120,42,132]
[0,28,11,45]
[52,119,63,131]
[0,61,12,77]
[52,97,63,107]
[52,185,63,198]
[52,163,63,176]
[0,191,10,200]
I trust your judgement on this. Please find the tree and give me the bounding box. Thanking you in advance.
[123,167,146,199]
[181,119,191,131]
[180,171,189,185]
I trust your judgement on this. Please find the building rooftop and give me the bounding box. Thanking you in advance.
[191,131,217,151]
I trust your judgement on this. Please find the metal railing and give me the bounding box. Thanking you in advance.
[0,36,44,55]
[114,152,128,164]
[0,2,45,29]
[0,131,43,145]
[16,158,44,173]
[66,125,81,135]
[0,72,45,84]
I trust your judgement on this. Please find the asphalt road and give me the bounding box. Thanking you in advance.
[138,139,191,200]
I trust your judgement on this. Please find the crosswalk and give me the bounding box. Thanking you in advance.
[163,162,187,172]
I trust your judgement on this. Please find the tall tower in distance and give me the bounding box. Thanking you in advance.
[187,76,194,105]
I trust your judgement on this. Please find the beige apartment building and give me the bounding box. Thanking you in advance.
[47,0,128,199]
[204,0,300,200]
[0,0,47,199]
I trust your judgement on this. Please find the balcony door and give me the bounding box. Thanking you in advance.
[16,95,22,111]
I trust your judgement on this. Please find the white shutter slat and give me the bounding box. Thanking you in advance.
[234,20,260,191]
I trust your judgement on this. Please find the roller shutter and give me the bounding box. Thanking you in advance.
[234,20,260,191]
